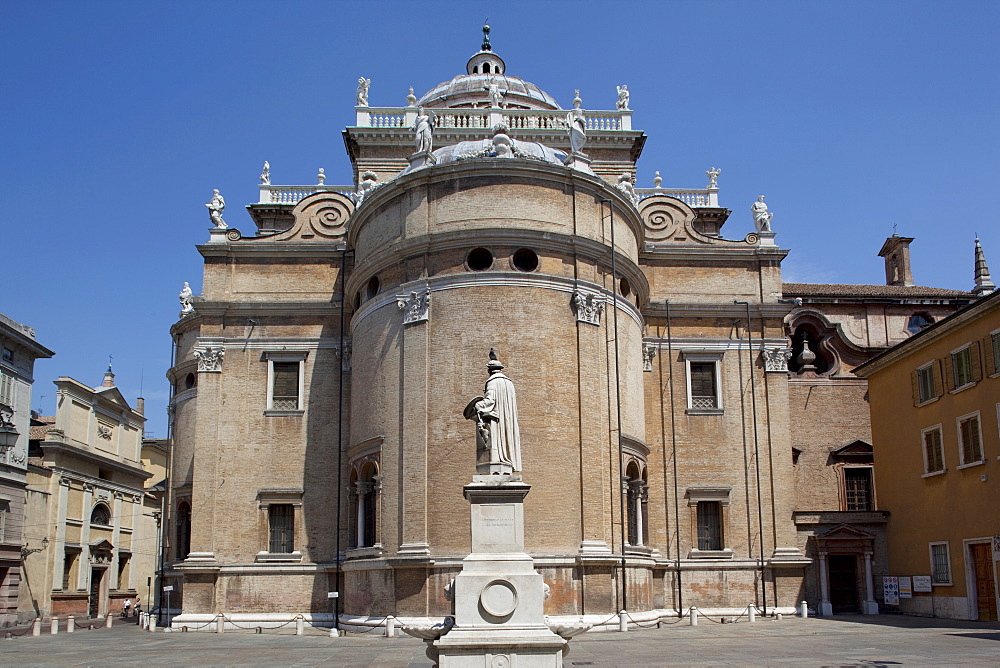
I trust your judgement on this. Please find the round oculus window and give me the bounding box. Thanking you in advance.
[512,248,539,272]
[467,248,494,271]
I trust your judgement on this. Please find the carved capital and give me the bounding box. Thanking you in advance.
[194,346,225,373]
[763,347,793,373]
[642,343,657,372]
[573,290,605,326]
[397,290,430,325]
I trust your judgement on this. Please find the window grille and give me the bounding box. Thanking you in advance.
[844,468,873,511]
[931,543,950,583]
[696,501,722,550]
[689,362,717,409]
[271,362,300,410]
[269,504,294,553]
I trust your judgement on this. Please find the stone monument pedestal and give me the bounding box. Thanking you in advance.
[430,474,567,667]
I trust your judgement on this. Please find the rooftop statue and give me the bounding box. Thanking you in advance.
[707,167,721,189]
[413,107,436,156]
[356,77,371,106]
[464,349,522,474]
[179,282,195,316]
[616,173,639,207]
[206,189,227,229]
[484,79,505,108]
[260,160,270,185]
[616,85,630,110]
[565,92,587,160]
[751,195,773,233]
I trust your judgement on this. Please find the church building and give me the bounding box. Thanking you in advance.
[164,29,983,629]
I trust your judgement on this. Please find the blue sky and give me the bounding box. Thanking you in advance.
[4,1,998,437]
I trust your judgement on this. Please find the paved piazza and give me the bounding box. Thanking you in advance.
[2,615,998,666]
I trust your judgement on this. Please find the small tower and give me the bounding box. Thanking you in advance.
[467,23,506,76]
[101,364,115,388]
[878,234,915,287]
[973,237,996,297]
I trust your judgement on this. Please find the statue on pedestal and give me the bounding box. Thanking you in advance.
[179,282,195,316]
[356,77,370,106]
[616,84,630,110]
[413,107,435,155]
[206,189,227,229]
[464,349,521,473]
[751,194,773,233]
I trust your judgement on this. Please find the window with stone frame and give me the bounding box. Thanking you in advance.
[683,352,723,412]
[90,503,111,526]
[696,501,722,550]
[268,504,295,553]
[624,460,648,547]
[264,352,306,413]
[957,412,984,466]
[843,467,874,511]
[62,551,78,590]
[0,370,13,405]
[930,542,951,584]
[921,425,945,475]
[0,500,8,543]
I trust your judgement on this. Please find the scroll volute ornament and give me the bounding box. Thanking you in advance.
[270,192,355,241]
[638,195,697,243]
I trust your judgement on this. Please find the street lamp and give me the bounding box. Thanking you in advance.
[21,537,48,558]
[0,404,19,453]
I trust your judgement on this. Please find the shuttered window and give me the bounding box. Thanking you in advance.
[923,427,944,474]
[917,365,936,403]
[689,362,718,409]
[0,371,13,405]
[271,362,300,410]
[958,414,983,465]
[952,347,973,388]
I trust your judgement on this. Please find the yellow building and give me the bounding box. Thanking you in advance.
[19,368,151,622]
[855,288,999,620]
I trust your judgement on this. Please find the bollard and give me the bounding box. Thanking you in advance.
[216,614,225,634]
[799,600,808,618]
[619,609,628,633]
[32,618,41,637]
[775,613,782,621]
[148,616,156,632]
[385,615,395,638]
[329,626,339,637]
[748,604,756,623]
[105,614,113,629]
[67,615,75,633]
[50,617,59,634]
[255,626,262,634]
[295,615,305,636]
[689,606,698,626]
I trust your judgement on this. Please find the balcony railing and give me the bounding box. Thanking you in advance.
[258,185,355,205]
[636,187,719,208]
[355,106,633,132]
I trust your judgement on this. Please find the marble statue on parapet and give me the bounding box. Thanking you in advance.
[413,107,436,156]
[564,92,587,161]
[179,282,195,317]
[356,77,370,106]
[616,85,630,110]
[354,171,379,205]
[751,195,773,233]
[206,189,227,229]
[484,79,505,108]
[260,161,270,185]
[464,349,522,474]
[616,173,639,207]
[707,167,721,189]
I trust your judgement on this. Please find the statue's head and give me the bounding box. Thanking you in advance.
[758,195,766,201]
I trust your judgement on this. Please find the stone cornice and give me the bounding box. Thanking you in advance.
[642,302,793,320]
[44,448,151,482]
[641,244,789,261]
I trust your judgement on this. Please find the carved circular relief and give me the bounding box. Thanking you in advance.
[638,196,692,242]
[480,579,518,618]
[225,229,242,241]
[491,655,511,668]
[745,232,759,245]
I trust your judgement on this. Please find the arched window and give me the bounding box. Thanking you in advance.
[624,461,647,546]
[90,503,111,526]
[907,313,933,335]
[350,462,379,549]
[176,501,191,560]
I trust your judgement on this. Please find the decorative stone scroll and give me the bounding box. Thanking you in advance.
[638,195,698,243]
[762,347,793,373]
[194,346,225,372]
[267,192,354,242]
[642,343,657,371]
[573,290,605,326]
[397,290,430,324]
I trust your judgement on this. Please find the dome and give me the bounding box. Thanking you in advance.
[416,72,561,111]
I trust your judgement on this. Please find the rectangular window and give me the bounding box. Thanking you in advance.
[922,426,945,474]
[843,467,874,511]
[117,555,130,590]
[992,332,1000,375]
[696,501,722,550]
[930,542,951,584]
[0,371,13,405]
[917,364,936,403]
[63,552,78,590]
[268,504,294,553]
[957,413,983,465]
[265,353,306,413]
[952,347,973,388]
[0,501,8,544]
[2,347,12,363]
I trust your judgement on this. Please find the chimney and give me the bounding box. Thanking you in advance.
[101,364,115,388]
[878,235,915,287]
[973,237,996,297]
[135,397,145,416]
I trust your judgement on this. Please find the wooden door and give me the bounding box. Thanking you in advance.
[88,568,101,618]
[828,554,860,613]
[970,543,998,621]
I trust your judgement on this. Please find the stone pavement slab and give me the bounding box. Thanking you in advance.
[1,615,999,666]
